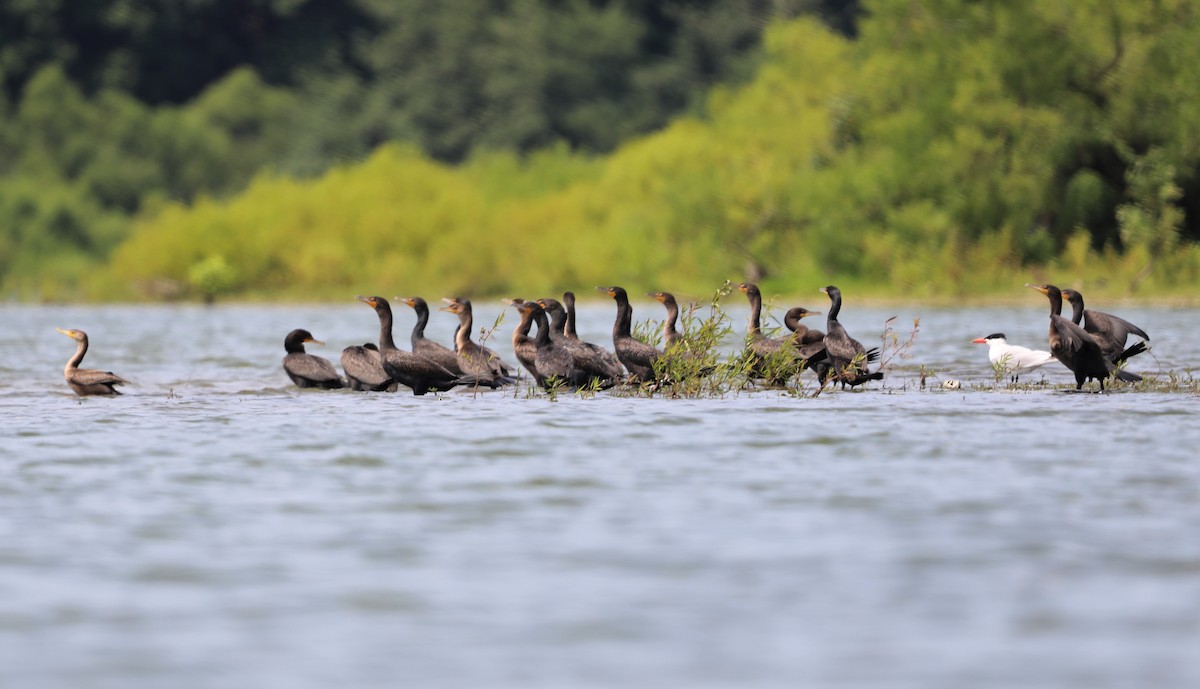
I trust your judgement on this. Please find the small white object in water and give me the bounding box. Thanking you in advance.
[942,380,961,390]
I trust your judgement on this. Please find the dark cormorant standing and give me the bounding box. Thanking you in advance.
[282,329,344,389]
[505,298,539,381]
[398,296,463,374]
[521,300,586,389]
[597,286,660,383]
[818,285,884,387]
[357,295,465,395]
[783,306,830,375]
[537,296,623,384]
[562,291,624,378]
[1027,284,1141,391]
[440,298,516,387]
[341,342,395,392]
[737,283,803,383]
[1059,288,1149,365]
[647,291,684,349]
[55,328,129,396]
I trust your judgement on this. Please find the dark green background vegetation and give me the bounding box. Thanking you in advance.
[3,0,1199,302]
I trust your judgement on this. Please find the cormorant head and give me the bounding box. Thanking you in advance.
[785,307,820,320]
[647,291,676,305]
[396,297,424,310]
[597,286,627,301]
[1059,288,1082,305]
[536,297,563,314]
[1025,283,1059,298]
[284,328,323,352]
[56,328,87,342]
[737,283,759,297]
[819,285,840,298]
[439,297,469,315]
[357,295,390,313]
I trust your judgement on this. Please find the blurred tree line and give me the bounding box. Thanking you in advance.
[1,0,855,296]
[6,0,1200,301]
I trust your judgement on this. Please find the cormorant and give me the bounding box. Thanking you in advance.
[1026,284,1141,391]
[782,306,829,373]
[341,342,395,392]
[819,285,884,387]
[440,298,516,387]
[1059,288,1149,365]
[521,299,586,389]
[647,291,684,349]
[55,328,129,396]
[357,295,465,395]
[505,298,539,381]
[562,291,624,378]
[282,329,344,389]
[398,296,463,374]
[737,282,803,383]
[597,286,660,383]
[537,296,623,384]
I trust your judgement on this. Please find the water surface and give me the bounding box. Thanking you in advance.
[2,302,1197,688]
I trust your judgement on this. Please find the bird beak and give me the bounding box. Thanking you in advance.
[356,295,375,306]
[306,338,326,347]
[395,297,416,307]
[971,337,986,344]
[819,287,829,294]
[1025,284,1049,295]
[55,328,72,337]
[804,310,821,317]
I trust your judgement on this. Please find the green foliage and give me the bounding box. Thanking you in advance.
[189,255,239,304]
[10,2,1200,301]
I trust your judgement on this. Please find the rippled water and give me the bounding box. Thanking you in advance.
[2,301,1198,689]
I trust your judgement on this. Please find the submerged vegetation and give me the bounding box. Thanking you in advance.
[5,2,1200,302]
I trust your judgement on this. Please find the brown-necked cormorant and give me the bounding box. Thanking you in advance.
[1027,284,1141,391]
[55,328,129,396]
[440,298,516,387]
[562,291,625,378]
[505,298,539,381]
[282,329,344,389]
[647,291,684,349]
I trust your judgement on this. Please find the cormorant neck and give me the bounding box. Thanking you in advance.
[827,292,842,322]
[613,295,633,339]
[66,338,88,370]
[664,300,679,341]
[561,292,578,338]
[377,306,398,351]
[284,333,305,354]
[1069,297,1083,325]
[548,306,568,338]
[1048,292,1062,317]
[747,292,762,335]
[533,309,552,346]
[454,310,473,349]
[411,301,429,342]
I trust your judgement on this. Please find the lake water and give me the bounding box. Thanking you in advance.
[2,300,1198,689]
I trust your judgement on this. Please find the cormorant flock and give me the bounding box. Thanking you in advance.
[55,283,1151,396]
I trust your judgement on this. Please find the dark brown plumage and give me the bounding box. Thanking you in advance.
[818,286,883,387]
[737,282,802,383]
[537,296,622,384]
[341,342,395,392]
[56,328,129,396]
[440,298,516,387]
[1059,288,1149,365]
[505,298,540,381]
[647,291,684,349]
[598,285,660,383]
[357,296,464,395]
[282,329,344,389]
[1027,284,1141,391]
[521,300,588,388]
[399,296,463,374]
